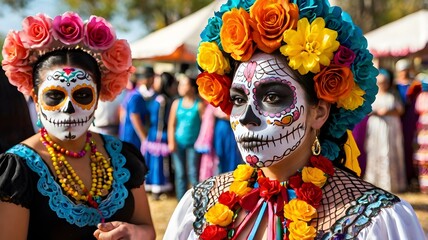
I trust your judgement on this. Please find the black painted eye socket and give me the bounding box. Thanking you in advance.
[73,87,93,105]
[230,88,248,107]
[43,89,65,106]
[255,82,295,113]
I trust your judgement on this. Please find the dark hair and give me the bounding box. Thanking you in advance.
[32,49,102,95]
[138,66,155,79]
[0,69,35,152]
[158,72,176,97]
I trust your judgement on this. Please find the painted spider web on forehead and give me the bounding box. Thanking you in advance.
[234,57,297,82]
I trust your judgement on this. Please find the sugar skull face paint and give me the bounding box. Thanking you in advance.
[38,67,97,140]
[230,53,308,168]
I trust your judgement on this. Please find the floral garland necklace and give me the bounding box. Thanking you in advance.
[39,127,114,209]
[200,155,335,240]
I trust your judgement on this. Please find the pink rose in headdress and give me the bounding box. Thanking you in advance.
[4,66,33,96]
[84,15,116,51]
[52,12,84,45]
[101,39,132,73]
[100,68,134,101]
[2,31,30,68]
[20,13,53,49]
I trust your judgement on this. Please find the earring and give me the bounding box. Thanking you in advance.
[92,117,96,127]
[312,136,321,156]
[36,114,43,128]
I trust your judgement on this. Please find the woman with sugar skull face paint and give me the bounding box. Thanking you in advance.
[0,13,155,240]
[164,0,425,239]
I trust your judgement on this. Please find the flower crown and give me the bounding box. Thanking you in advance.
[196,0,378,161]
[1,12,135,101]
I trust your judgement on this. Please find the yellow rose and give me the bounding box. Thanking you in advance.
[302,166,327,188]
[229,180,252,196]
[197,42,231,75]
[233,164,254,181]
[288,220,317,240]
[204,203,234,227]
[284,199,317,222]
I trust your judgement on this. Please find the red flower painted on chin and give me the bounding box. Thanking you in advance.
[245,155,259,165]
[296,182,323,208]
[200,225,228,240]
[258,177,282,200]
[218,191,239,209]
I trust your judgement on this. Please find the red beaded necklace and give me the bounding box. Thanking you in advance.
[39,128,114,209]
[40,127,91,158]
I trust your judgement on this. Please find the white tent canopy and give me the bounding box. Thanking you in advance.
[130,1,224,62]
[365,9,428,57]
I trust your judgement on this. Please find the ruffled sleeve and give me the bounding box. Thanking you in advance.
[120,141,148,189]
[0,151,35,208]
[357,199,426,239]
[163,189,198,240]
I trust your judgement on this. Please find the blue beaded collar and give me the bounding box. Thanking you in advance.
[7,134,130,227]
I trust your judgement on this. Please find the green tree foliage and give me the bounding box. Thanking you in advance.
[0,0,426,38]
[334,0,425,33]
[61,0,211,31]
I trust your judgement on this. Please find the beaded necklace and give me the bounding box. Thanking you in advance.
[200,155,335,240]
[39,128,114,209]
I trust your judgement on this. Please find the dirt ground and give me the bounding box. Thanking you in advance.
[148,191,428,240]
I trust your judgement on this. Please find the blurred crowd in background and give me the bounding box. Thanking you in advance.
[2,58,428,200]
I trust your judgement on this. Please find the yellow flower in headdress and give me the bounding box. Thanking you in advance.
[337,84,366,110]
[280,17,339,75]
[197,41,231,75]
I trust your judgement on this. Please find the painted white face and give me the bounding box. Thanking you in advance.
[38,67,97,140]
[230,52,309,168]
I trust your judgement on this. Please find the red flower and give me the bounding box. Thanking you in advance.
[310,155,335,176]
[258,177,282,200]
[296,182,323,208]
[218,191,239,209]
[288,174,302,189]
[200,225,228,240]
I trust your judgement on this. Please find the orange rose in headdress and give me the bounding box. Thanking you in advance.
[313,64,354,104]
[197,72,232,114]
[220,8,256,62]
[250,0,299,53]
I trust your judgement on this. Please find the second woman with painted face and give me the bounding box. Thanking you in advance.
[0,13,155,240]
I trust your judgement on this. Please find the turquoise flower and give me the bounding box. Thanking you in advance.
[292,0,330,22]
[201,16,223,50]
[217,0,255,17]
[321,139,340,161]
[325,7,353,46]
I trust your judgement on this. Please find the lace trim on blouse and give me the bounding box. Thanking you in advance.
[192,170,400,239]
[7,135,130,227]
[318,188,400,239]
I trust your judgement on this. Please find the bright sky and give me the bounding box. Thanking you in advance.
[0,0,147,43]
